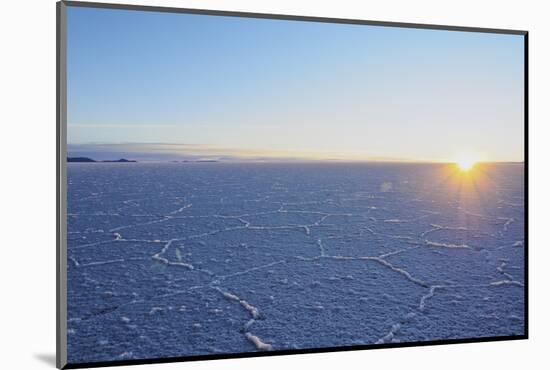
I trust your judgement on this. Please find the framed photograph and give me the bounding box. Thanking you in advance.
[57,1,528,368]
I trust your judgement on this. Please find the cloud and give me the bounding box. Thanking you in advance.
[66,143,429,163]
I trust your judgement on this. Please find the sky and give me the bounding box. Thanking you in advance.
[66,6,525,162]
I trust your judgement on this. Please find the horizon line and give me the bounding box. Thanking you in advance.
[67,142,524,164]
[66,155,525,165]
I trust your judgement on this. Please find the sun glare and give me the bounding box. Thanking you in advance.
[455,155,477,172]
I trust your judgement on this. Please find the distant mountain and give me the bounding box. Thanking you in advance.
[67,157,137,163]
[102,158,137,163]
[67,157,96,162]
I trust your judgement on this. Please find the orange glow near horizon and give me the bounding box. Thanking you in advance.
[456,160,476,172]
[453,152,481,172]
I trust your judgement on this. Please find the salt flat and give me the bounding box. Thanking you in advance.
[66,162,525,363]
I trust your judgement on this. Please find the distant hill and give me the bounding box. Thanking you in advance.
[67,157,137,163]
[67,157,96,162]
[102,158,137,163]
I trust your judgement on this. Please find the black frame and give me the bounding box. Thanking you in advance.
[56,1,529,368]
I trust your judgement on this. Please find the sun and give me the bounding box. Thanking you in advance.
[457,159,476,171]
[454,155,477,172]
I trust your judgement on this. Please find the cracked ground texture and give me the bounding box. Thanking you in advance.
[66,162,525,363]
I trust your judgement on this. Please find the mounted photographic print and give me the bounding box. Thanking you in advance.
[56,1,528,368]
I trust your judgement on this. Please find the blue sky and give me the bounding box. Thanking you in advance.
[67,6,524,162]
